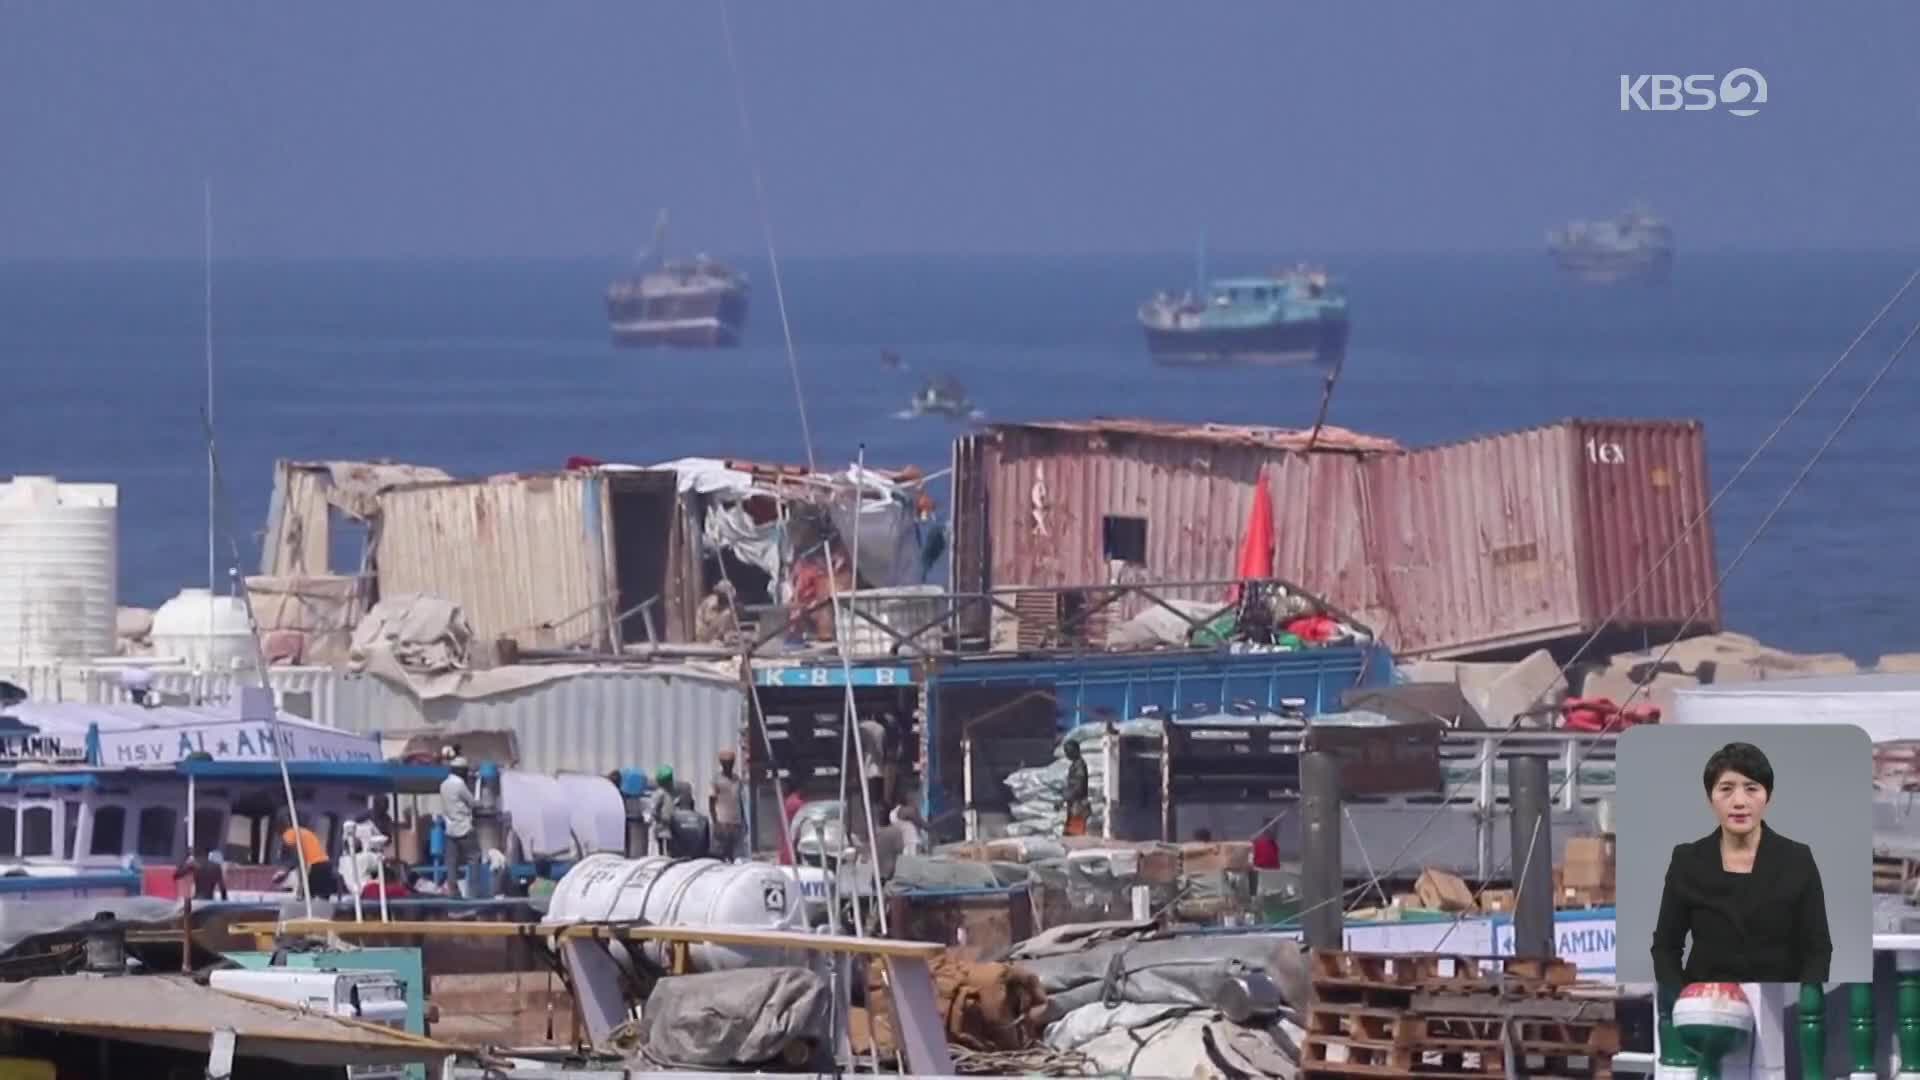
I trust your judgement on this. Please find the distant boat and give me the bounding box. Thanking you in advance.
[1548,204,1673,284]
[896,374,983,422]
[1138,265,1350,368]
[606,209,751,348]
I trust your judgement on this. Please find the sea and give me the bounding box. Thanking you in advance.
[3,251,1917,662]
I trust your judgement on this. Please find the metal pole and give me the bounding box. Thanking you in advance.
[1300,750,1343,951]
[1506,753,1555,959]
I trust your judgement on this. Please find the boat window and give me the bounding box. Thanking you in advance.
[136,806,178,859]
[62,800,79,861]
[20,806,53,858]
[90,806,127,856]
[1101,515,1149,565]
[0,807,12,857]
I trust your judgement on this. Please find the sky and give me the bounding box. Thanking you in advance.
[2,1,1916,258]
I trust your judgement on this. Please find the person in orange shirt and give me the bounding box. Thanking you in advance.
[280,820,339,900]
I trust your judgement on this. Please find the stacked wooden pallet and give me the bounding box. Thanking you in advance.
[1301,950,1619,1080]
[1874,855,1913,895]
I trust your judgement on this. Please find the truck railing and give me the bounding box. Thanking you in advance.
[741,576,1379,662]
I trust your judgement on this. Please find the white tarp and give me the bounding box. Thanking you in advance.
[1672,673,1920,745]
[500,770,580,859]
[556,771,628,854]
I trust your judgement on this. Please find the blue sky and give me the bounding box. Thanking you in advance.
[2,1,1915,257]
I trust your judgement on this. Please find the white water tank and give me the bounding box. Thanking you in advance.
[542,853,810,973]
[150,588,256,671]
[0,476,118,670]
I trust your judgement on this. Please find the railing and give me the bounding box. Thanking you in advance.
[741,576,1379,662]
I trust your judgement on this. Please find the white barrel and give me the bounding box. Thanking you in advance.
[542,853,810,973]
[151,588,256,671]
[0,476,117,669]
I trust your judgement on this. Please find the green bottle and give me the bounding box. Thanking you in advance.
[1801,983,1827,1080]
[1851,982,1877,1078]
[1898,955,1920,1076]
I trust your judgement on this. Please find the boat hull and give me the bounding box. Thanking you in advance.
[1144,317,1349,368]
[608,290,749,349]
[1550,249,1673,285]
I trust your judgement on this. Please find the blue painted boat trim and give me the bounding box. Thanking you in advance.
[0,870,141,895]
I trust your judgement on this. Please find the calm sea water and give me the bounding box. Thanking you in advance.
[2,252,1916,661]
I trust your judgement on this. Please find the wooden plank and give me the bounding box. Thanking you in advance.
[1410,993,1615,1021]
[228,919,947,959]
[884,955,956,1076]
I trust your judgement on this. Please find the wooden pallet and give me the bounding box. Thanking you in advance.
[1307,1003,1425,1044]
[1310,951,1577,993]
[1875,856,1912,893]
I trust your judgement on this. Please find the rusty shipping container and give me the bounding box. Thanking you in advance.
[374,469,702,652]
[948,420,1397,638]
[950,417,1719,660]
[1367,418,1720,658]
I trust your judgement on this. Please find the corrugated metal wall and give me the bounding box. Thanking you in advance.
[262,463,333,577]
[337,669,746,802]
[969,425,1354,611]
[1365,424,1586,656]
[1570,419,1720,633]
[376,472,610,651]
[955,418,1721,659]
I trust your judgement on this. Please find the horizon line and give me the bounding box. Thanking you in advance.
[5,246,1918,263]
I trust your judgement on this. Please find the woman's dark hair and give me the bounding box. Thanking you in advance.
[1703,742,1774,796]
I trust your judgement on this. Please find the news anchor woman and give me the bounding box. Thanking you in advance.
[1650,742,1832,984]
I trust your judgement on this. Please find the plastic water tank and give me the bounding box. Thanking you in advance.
[150,588,256,671]
[0,476,118,669]
[542,853,809,973]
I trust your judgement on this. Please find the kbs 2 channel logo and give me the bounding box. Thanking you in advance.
[1619,69,1767,117]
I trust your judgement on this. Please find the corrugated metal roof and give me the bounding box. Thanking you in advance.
[375,471,611,651]
[986,418,1403,455]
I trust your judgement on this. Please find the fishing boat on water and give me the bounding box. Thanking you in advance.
[606,209,751,348]
[897,373,984,422]
[1139,264,1350,368]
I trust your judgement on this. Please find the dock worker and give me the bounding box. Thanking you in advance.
[279,818,338,900]
[440,756,478,893]
[1062,739,1091,837]
[648,766,678,856]
[710,749,745,862]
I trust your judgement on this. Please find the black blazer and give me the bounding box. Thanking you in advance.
[1650,822,1831,984]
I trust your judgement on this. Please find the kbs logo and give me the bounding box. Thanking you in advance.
[1619,69,1767,117]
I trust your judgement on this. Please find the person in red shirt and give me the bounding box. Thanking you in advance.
[1251,823,1281,869]
[779,789,808,865]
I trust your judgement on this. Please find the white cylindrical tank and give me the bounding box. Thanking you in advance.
[150,588,256,671]
[0,476,118,670]
[543,853,810,973]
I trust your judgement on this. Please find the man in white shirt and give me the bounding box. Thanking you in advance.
[440,756,477,894]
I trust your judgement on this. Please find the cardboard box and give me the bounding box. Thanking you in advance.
[1563,836,1617,890]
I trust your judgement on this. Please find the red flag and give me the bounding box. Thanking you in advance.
[1229,472,1275,602]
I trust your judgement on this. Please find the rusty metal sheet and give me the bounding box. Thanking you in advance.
[951,416,1718,661]
[1363,424,1586,657]
[374,471,611,651]
[1304,722,1444,795]
[1570,419,1719,634]
[995,418,1402,454]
